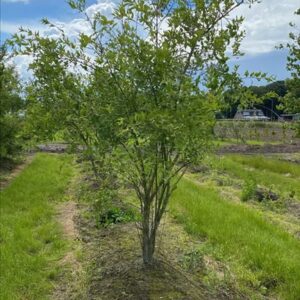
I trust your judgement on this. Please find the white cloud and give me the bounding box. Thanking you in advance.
[1,21,21,34]
[50,0,116,39]
[8,55,33,81]
[3,0,299,79]
[1,21,44,34]
[2,0,117,79]
[85,0,116,18]
[1,0,116,37]
[232,0,299,55]
[2,0,29,3]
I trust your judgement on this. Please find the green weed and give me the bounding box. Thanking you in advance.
[241,178,257,202]
[98,206,137,227]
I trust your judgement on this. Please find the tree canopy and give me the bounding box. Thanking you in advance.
[0,46,23,160]
[11,0,263,264]
[279,8,300,114]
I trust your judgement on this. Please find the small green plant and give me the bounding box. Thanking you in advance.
[264,127,270,138]
[250,129,255,140]
[289,190,295,199]
[294,122,300,138]
[98,206,136,227]
[93,188,117,212]
[181,248,204,271]
[91,186,138,227]
[241,178,257,202]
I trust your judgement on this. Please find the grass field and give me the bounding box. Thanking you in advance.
[227,154,300,177]
[207,154,300,199]
[170,175,300,299]
[0,153,74,300]
[1,151,299,299]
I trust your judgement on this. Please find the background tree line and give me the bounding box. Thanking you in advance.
[217,80,288,119]
[0,46,24,164]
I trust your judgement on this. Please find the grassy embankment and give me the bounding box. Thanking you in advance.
[0,153,75,300]
[170,156,300,299]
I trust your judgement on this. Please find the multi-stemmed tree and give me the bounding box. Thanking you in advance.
[12,0,259,265]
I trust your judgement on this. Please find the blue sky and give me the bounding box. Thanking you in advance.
[228,50,290,85]
[1,0,298,84]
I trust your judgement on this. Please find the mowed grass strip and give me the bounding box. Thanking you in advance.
[211,155,300,198]
[0,153,74,300]
[227,154,300,178]
[170,178,300,299]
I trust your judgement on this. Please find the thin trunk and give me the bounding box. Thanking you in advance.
[90,157,99,180]
[142,231,156,265]
[141,199,156,265]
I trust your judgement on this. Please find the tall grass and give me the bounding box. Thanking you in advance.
[227,154,300,178]
[210,155,300,198]
[0,153,74,300]
[170,178,300,299]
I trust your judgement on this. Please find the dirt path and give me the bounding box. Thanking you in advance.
[0,155,35,190]
[57,201,79,239]
[53,201,84,299]
[37,143,69,153]
[218,142,300,154]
